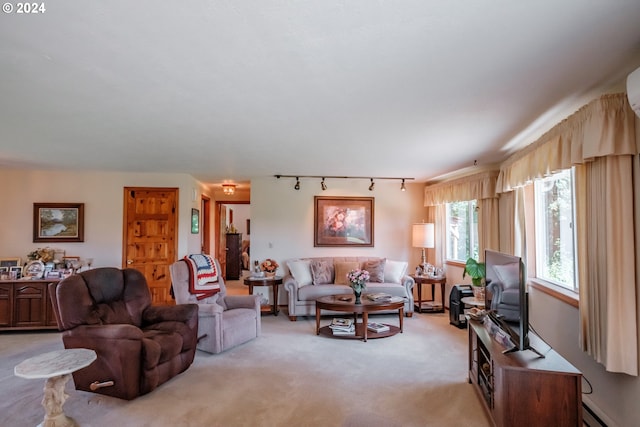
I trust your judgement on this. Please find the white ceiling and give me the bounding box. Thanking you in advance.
[2,1,640,187]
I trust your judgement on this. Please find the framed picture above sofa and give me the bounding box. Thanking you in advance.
[314,196,374,247]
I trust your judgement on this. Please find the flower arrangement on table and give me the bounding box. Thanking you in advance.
[27,247,56,263]
[347,269,370,303]
[260,259,279,275]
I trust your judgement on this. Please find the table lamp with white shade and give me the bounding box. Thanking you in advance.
[412,223,435,275]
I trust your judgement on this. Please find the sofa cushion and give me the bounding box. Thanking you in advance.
[334,261,360,285]
[310,259,333,285]
[287,259,313,286]
[384,260,407,284]
[362,258,386,283]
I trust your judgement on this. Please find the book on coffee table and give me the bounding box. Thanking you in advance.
[331,324,356,335]
[367,322,390,333]
[330,318,353,329]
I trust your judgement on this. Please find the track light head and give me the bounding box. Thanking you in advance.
[401,179,406,191]
[294,177,300,190]
[369,178,375,191]
[321,178,327,191]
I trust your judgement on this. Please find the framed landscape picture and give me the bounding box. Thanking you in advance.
[33,203,84,243]
[314,196,374,247]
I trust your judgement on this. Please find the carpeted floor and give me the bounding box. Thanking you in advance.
[0,277,492,427]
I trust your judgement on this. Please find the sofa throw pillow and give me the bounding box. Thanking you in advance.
[492,263,520,290]
[334,261,360,285]
[384,260,408,284]
[286,259,313,286]
[362,258,386,283]
[310,260,333,285]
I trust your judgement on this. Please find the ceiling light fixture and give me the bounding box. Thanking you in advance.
[275,175,413,191]
[222,184,236,195]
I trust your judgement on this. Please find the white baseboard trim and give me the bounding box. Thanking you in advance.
[582,395,615,427]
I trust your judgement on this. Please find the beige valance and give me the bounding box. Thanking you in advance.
[424,171,498,206]
[496,93,636,193]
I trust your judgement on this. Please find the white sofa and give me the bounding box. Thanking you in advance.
[283,257,415,321]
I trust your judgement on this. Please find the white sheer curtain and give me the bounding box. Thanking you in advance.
[496,93,638,375]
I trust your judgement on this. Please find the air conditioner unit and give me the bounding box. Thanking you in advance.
[627,66,640,118]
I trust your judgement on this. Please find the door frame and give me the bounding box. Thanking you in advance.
[215,201,249,275]
[201,195,211,254]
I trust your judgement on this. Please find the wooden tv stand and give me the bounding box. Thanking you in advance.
[468,320,582,427]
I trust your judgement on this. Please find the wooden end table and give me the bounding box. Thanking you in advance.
[411,275,446,313]
[315,294,404,342]
[243,276,283,315]
[14,348,97,427]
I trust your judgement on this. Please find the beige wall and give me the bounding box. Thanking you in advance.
[0,168,429,295]
[0,169,207,267]
[248,177,428,271]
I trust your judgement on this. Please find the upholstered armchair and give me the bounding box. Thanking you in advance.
[169,258,261,354]
[48,268,198,400]
[486,262,521,322]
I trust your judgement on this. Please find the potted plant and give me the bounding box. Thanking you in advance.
[462,257,486,300]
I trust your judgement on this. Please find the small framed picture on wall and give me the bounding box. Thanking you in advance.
[191,208,200,234]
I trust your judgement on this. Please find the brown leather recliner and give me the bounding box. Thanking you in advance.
[49,267,199,400]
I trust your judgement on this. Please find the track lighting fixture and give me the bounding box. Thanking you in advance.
[275,174,414,191]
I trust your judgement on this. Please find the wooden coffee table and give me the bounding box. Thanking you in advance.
[315,294,404,342]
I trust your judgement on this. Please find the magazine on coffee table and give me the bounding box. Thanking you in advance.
[330,318,354,331]
[366,293,392,302]
[367,322,390,333]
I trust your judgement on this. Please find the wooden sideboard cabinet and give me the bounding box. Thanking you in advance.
[468,320,582,427]
[0,280,59,331]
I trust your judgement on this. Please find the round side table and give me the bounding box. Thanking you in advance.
[15,348,97,427]
[243,276,283,315]
[461,296,486,307]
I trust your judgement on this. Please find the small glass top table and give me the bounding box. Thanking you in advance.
[15,348,97,427]
[461,296,485,307]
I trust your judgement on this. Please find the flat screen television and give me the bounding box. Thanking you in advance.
[484,250,541,356]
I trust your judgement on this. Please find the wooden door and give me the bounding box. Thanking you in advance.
[123,187,178,305]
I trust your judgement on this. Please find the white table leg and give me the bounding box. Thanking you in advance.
[39,374,78,427]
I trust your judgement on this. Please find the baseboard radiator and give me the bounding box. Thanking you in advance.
[583,402,607,427]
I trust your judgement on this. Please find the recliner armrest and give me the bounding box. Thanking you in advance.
[224,294,261,311]
[143,303,198,325]
[65,324,144,340]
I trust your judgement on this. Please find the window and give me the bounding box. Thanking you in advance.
[446,200,478,262]
[534,169,577,291]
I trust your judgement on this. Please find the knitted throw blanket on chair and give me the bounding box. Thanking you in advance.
[184,254,220,300]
